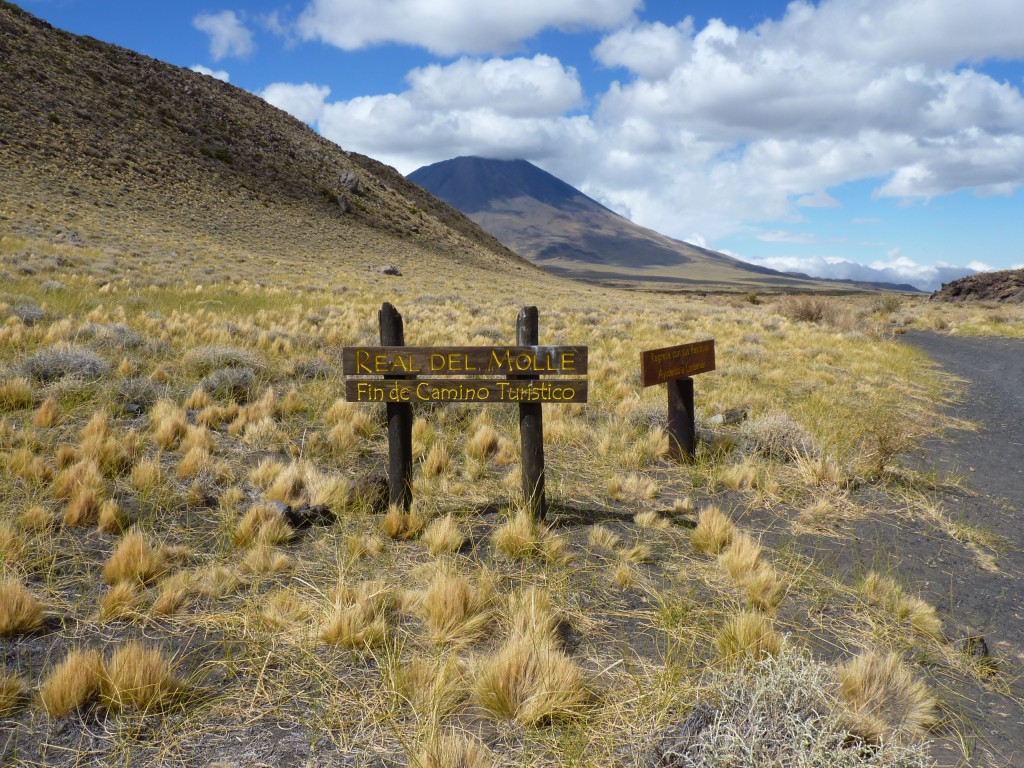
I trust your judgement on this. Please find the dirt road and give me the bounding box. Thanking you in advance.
[899,330,1024,766]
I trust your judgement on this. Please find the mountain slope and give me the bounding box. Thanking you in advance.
[0,2,537,290]
[410,157,891,291]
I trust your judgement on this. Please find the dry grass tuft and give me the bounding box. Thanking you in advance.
[859,572,943,638]
[129,456,162,493]
[321,581,393,649]
[716,611,783,664]
[837,651,937,741]
[102,529,168,585]
[394,655,467,722]
[719,531,764,583]
[260,588,313,629]
[233,503,294,548]
[100,641,178,711]
[691,505,735,554]
[412,730,495,768]
[420,514,466,555]
[32,396,60,427]
[96,499,125,534]
[39,648,102,717]
[421,443,451,477]
[745,565,784,613]
[151,572,190,617]
[465,424,500,461]
[506,586,559,643]
[473,636,589,725]
[97,581,145,621]
[381,504,425,540]
[19,503,54,530]
[0,522,26,564]
[240,543,293,575]
[346,533,384,561]
[0,580,45,636]
[0,669,27,715]
[634,510,671,529]
[417,569,493,645]
[492,509,556,560]
[588,524,621,551]
[0,377,34,410]
[151,399,187,450]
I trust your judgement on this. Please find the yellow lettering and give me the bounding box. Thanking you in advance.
[560,351,575,372]
[489,349,511,372]
[355,350,372,374]
[373,353,388,373]
[430,353,445,371]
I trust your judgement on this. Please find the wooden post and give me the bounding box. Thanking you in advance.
[516,306,547,520]
[379,302,413,510]
[667,376,696,462]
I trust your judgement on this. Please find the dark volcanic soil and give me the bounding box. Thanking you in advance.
[899,331,1024,766]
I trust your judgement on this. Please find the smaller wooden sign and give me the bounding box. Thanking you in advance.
[343,346,587,377]
[640,340,715,387]
[346,378,587,404]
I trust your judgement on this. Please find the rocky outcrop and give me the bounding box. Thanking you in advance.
[932,269,1024,303]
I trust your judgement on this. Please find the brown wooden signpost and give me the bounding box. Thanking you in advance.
[343,304,587,519]
[640,339,716,462]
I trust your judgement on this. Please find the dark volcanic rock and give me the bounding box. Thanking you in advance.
[932,268,1024,303]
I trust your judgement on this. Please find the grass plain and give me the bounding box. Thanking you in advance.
[2,231,1022,767]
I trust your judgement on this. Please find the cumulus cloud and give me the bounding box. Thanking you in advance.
[294,0,640,56]
[190,65,230,82]
[262,56,593,171]
[193,10,256,61]
[739,252,982,291]
[260,83,331,124]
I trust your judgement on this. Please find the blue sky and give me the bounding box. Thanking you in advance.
[22,0,1024,290]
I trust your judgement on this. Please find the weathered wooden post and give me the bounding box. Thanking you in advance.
[640,340,716,463]
[378,302,413,509]
[666,376,696,462]
[516,306,547,520]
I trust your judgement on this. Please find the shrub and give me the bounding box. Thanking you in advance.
[740,413,817,460]
[200,366,256,402]
[21,346,108,382]
[778,295,838,324]
[112,376,161,415]
[649,651,932,767]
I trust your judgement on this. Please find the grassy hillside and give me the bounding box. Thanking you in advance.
[0,1,538,292]
[2,3,1024,767]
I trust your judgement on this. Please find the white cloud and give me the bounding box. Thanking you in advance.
[406,56,583,117]
[260,83,331,124]
[190,65,230,82]
[193,10,256,61]
[295,0,640,56]
[739,252,978,291]
[264,57,593,171]
[756,231,816,244]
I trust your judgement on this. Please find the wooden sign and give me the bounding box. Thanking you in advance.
[343,346,587,376]
[639,339,716,463]
[346,378,587,403]
[640,340,715,387]
[344,304,587,521]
